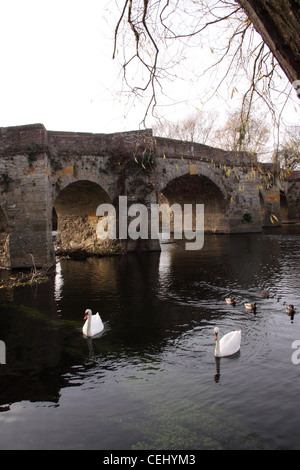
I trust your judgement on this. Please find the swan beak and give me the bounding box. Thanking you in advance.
[214,332,218,340]
[84,314,88,320]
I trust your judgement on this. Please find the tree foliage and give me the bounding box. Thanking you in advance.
[213,105,270,154]
[152,104,270,159]
[152,109,218,145]
[275,127,300,170]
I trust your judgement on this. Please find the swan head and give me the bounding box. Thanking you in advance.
[214,327,219,340]
[84,309,92,320]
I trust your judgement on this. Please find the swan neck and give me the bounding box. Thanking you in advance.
[87,313,92,336]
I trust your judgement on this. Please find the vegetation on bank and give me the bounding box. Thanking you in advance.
[0,260,56,289]
[0,241,126,289]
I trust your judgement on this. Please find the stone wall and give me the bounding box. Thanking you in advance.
[155,158,263,233]
[0,150,54,269]
[0,124,299,269]
[0,123,48,155]
[154,136,257,166]
[282,170,300,221]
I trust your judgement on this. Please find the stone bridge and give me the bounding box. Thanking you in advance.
[0,124,299,269]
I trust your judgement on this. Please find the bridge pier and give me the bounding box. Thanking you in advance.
[118,197,161,253]
[1,152,54,269]
[0,207,10,269]
[8,211,54,269]
[0,124,299,269]
[260,188,281,227]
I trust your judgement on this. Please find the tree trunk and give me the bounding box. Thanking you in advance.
[238,0,300,86]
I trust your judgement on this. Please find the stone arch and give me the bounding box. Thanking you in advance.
[50,156,116,207]
[53,180,113,255]
[157,161,228,198]
[52,207,58,231]
[160,172,229,233]
[0,206,10,268]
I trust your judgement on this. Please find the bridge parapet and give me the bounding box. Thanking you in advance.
[0,123,48,155]
[0,124,299,269]
[154,136,257,167]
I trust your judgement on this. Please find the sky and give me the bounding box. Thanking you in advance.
[0,0,134,133]
[0,0,299,138]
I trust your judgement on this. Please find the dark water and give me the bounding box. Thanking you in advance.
[0,226,300,450]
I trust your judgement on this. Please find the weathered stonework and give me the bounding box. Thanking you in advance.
[282,171,300,221]
[0,124,299,269]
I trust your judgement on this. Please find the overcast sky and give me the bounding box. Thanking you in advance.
[0,0,299,137]
[0,0,132,133]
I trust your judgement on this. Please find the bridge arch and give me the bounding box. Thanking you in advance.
[53,180,113,255]
[159,171,229,233]
[51,162,114,204]
[0,205,10,268]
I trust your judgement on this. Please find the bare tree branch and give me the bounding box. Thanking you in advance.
[112,0,297,135]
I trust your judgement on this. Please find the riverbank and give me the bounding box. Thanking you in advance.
[0,262,56,289]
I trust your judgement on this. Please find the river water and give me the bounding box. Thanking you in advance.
[0,226,300,450]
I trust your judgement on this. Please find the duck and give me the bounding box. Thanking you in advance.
[214,327,241,358]
[244,302,257,311]
[285,305,295,315]
[82,309,104,337]
[225,297,236,305]
[262,291,270,298]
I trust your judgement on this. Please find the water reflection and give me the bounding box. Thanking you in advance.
[214,357,221,383]
[0,227,300,449]
[54,261,63,303]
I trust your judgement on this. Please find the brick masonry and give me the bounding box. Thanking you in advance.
[0,124,299,269]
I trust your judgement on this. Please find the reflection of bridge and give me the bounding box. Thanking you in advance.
[0,124,299,268]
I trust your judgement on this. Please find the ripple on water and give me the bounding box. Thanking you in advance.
[0,228,300,450]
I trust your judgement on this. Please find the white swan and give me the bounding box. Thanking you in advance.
[82,309,104,337]
[214,327,241,357]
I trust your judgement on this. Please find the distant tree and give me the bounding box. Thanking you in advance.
[275,127,300,170]
[152,110,218,145]
[213,106,270,155]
